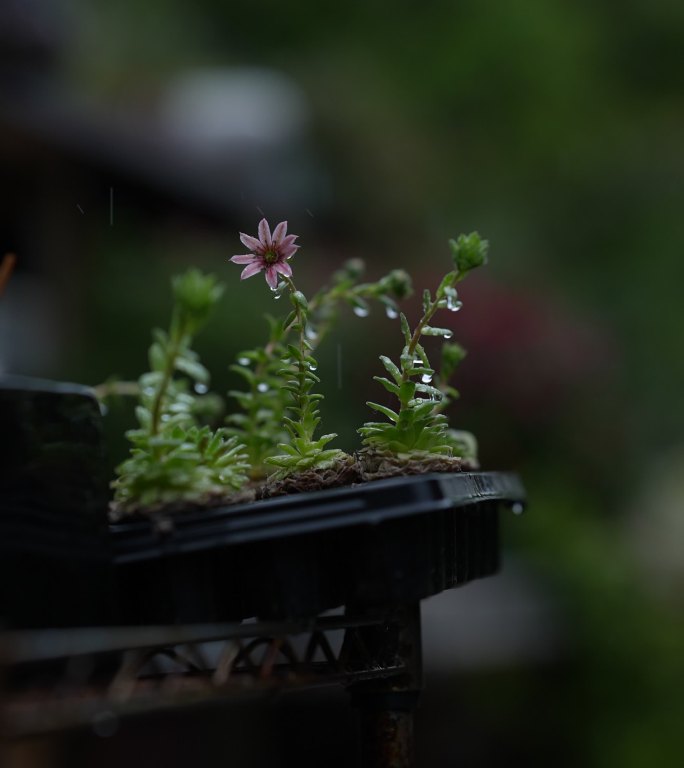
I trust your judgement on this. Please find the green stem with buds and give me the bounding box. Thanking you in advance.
[150,310,186,437]
[263,276,345,477]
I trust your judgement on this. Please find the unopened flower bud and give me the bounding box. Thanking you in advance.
[172,270,224,319]
[381,269,413,299]
[343,258,366,280]
[449,232,488,273]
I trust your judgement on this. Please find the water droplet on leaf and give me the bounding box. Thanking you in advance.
[238,357,250,366]
[385,306,398,319]
[444,330,453,339]
[353,305,370,318]
[257,382,269,393]
[421,373,433,384]
[194,383,208,394]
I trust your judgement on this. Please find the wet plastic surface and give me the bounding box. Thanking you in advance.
[0,377,114,629]
[111,472,526,625]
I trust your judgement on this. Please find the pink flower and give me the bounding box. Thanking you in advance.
[230,218,299,290]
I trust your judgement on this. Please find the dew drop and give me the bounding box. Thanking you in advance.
[308,363,318,371]
[194,383,208,394]
[421,373,433,384]
[385,306,398,319]
[237,357,250,366]
[444,330,453,339]
[511,502,525,516]
[353,305,370,318]
[257,382,269,393]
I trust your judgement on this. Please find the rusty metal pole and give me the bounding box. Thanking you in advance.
[345,603,423,768]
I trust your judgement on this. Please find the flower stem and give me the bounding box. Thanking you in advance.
[402,302,439,383]
[150,310,185,437]
[282,275,313,442]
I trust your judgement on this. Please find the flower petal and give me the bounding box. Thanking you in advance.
[265,266,279,289]
[241,262,263,280]
[239,233,265,253]
[280,240,300,259]
[272,221,287,245]
[231,254,258,264]
[258,218,272,248]
[274,261,292,278]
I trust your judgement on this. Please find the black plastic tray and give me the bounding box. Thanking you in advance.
[111,472,526,625]
[0,377,114,629]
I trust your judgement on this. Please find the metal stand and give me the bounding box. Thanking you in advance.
[0,608,423,765]
[345,604,423,768]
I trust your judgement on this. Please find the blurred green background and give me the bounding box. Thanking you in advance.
[2,0,683,765]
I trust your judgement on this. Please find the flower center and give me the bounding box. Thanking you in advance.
[263,249,278,264]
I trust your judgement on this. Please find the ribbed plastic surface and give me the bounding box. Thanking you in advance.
[0,378,113,628]
[111,472,526,624]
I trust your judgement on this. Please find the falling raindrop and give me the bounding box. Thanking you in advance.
[353,305,370,318]
[237,357,250,366]
[421,373,433,384]
[194,383,208,394]
[337,343,343,389]
[257,382,269,393]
